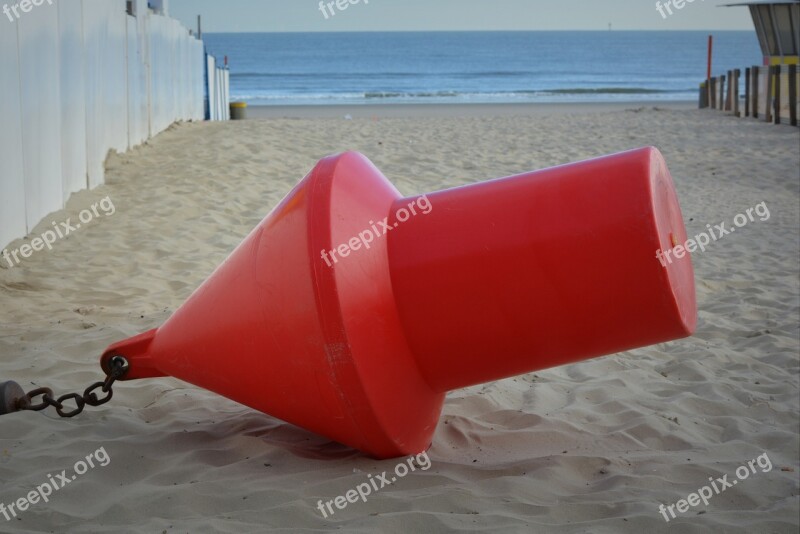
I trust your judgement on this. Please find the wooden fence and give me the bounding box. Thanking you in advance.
[700,64,799,127]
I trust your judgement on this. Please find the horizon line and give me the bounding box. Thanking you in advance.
[200,29,755,34]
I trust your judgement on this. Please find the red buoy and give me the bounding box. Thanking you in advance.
[101,147,696,459]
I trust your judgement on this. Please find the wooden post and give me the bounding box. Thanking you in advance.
[745,68,751,117]
[710,77,717,109]
[789,64,797,127]
[753,66,760,119]
[719,75,726,110]
[707,35,713,107]
[699,82,708,108]
[733,69,740,116]
[765,66,773,123]
[773,65,781,125]
[725,70,732,111]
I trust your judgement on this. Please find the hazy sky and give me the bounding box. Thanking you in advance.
[168,0,755,33]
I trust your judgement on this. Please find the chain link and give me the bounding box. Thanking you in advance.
[15,356,129,418]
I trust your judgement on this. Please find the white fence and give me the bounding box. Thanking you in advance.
[207,54,230,121]
[0,0,227,250]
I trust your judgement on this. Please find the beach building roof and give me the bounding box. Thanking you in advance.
[721,0,800,63]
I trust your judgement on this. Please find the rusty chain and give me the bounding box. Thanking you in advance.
[7,355,128,418]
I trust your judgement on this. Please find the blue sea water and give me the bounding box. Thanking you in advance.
[203,31,761,106]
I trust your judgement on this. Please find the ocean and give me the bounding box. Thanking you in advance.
[203,31,761,106]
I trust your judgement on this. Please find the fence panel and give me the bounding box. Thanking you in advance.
[207,54,217,120]
[83,0,107,188]
[104,0,128,152]
[17,1,64,229]
[59,0,88,199]
[0,23,26,250]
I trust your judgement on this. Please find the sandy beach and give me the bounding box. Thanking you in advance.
[0,105,798,533]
